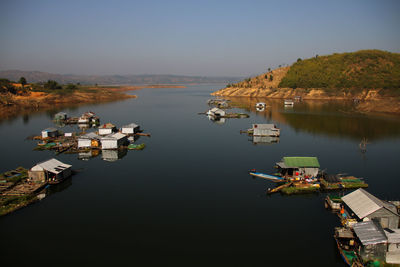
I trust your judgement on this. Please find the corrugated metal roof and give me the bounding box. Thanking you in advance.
[276,162,288,168]
[79,132,100,139]
[384,228,400,244]
[31,158,72,174]
[353,221,387,245]
[101,133,127,140]
[342,189,390,219]
[283,157,320,168]
[122,123,139,128]
[112,133,127,140]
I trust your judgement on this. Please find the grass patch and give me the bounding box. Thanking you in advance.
[0,194,37,216]
[281,186,319,195]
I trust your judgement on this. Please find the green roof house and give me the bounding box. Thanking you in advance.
[275,157,320,180]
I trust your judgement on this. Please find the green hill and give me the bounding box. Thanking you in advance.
[279,50,400,92]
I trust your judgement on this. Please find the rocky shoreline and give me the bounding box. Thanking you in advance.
[211,87,400,115]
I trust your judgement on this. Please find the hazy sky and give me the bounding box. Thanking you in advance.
[0,0,399,76]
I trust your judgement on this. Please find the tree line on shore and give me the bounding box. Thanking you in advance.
[0,77,86,95]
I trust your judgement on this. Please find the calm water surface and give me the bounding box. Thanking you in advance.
[0,85,399,266]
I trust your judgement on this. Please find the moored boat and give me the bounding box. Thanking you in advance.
[334,227,363,266]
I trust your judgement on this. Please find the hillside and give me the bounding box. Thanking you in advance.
[212,50,400,99]
[0,70,242,85]
[279,50,400,90]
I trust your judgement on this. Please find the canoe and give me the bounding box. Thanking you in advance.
[249,171,285,182]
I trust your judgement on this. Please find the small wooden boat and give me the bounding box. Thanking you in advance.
[334,227,363,266]
[128,143,146,150]
[249,171,285,182]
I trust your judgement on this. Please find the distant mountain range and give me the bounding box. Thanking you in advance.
[0,70,242,85]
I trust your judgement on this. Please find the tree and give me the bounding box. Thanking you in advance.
[269,74,273,81]
[44,80,62,90]
[297,58,302,62]
[0,78,16,94]
[19,77,27,88]
[268,68,271,72]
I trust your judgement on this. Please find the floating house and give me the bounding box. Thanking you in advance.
[54,112,67,121]
[207,108,226,118]
[78,111,99,124]
[121,123,140,135]
[252,124,280,137]
[28,158,72,184]
[353,221,388,262]
[342,188,400,229]
[384,228,400,264]
[275,157,320,180]
[41,127,59,138]
[99,123,117,135]
[77,132,101,148]
[101,132,128,150]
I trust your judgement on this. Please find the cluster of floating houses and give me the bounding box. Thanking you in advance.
[206,97,399,264]
[1,111,148,216]
[248,155,400,265]
[329,189,400,265]
[37,112,147,156]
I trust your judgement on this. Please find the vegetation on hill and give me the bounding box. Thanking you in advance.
[279,50,400,92]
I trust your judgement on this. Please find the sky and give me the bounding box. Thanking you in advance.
[0,0,399,77]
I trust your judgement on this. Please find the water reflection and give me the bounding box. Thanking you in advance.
[78,123,98,131]
[101,149,127,162]
[207,115,226,124]
[226,97,400,141]
[78,149,101,161]
[46,176,72,194]
[252,136,280,145]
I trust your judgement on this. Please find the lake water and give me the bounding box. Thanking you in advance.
[0,85,399,266]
